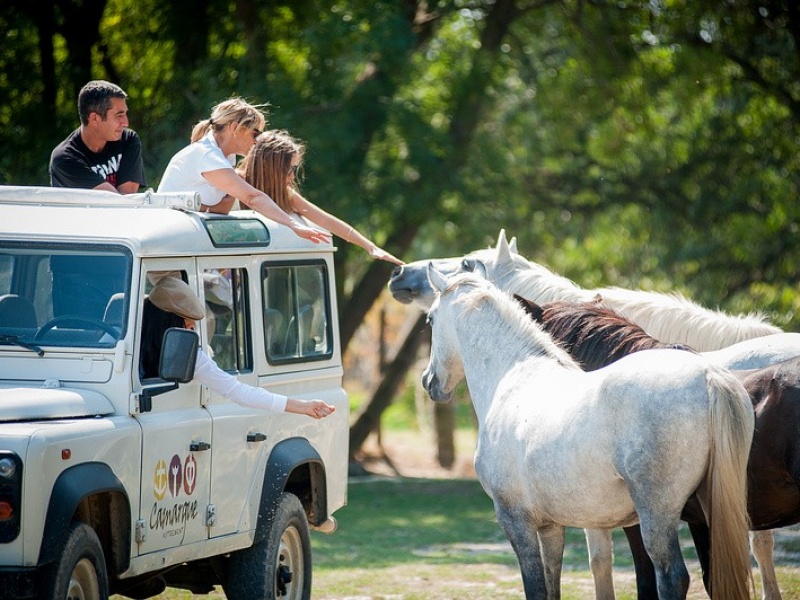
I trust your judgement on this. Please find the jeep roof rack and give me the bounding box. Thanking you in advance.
[0,185,200,211]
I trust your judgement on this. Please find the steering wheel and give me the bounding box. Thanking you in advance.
[34,316,119,341]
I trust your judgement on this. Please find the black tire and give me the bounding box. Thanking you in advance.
[39,521,109,600]
[224,492,312,600]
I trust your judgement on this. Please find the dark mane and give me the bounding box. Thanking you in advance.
[514,294,696,371]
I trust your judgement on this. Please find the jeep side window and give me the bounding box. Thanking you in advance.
[204,268,251,372]
[262,261,332,363]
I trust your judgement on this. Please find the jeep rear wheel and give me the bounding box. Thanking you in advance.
[40,521,108,600]
[225,492,311,600]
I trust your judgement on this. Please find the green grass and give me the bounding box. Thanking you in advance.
[116,476,800,599]
[311,478,800,599]
[312,478,652,599]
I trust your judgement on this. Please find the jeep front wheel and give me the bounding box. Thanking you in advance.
[225,492,312,600]
[40,521,108,600]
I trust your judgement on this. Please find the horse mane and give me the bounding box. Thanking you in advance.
[591,286,781,351]
[443,273,578,369]
[495,249,782,352]
[514,294,696,371]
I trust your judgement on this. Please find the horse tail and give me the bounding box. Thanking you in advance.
[704,366,755,599]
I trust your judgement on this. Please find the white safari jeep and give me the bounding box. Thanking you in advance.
[0,186,348,600]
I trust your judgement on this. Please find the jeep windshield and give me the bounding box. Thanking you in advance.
[0,244,132,349]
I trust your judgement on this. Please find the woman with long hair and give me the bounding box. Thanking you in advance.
[238,129,402,265]
[158,99,329,245]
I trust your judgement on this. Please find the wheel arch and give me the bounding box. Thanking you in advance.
[255,437,327,543]
[38,462,131,577]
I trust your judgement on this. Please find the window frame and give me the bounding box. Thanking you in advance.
[261,259,334,366]
[204,267,253,373]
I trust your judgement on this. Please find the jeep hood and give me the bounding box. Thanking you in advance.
[0,386,115,422]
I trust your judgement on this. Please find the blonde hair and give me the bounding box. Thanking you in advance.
[239,129,305,212]
[190,98,267,143]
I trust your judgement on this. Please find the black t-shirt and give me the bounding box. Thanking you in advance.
[49,128,147,190]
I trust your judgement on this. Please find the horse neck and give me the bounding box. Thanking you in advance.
[448,295,569,418]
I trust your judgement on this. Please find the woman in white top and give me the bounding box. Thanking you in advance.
[141,276,335,419]
[158,98,330,245]
[238,129,403,265]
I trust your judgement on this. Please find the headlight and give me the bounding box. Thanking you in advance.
[0,457,16,479]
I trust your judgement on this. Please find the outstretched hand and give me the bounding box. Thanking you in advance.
[369,245,404,265]
[293,223,332,244]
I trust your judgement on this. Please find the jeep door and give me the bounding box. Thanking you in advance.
[135,265,213,555]
[197,258,267,539]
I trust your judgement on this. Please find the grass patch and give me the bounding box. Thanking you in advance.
[313,478,511,570]
[314,478,800,599]
[114,475,800,599]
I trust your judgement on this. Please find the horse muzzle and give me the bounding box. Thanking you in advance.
[422,368,453,403]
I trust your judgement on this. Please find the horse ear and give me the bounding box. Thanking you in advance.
[495,230,512,265]
[514,294,544,323]
[509,237,518,254]
[427,262,448,294]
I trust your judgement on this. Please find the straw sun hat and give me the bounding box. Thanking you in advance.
[148,277,206,320]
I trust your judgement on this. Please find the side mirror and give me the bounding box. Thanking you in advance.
[159,327,198,383]
[139,328,198,413]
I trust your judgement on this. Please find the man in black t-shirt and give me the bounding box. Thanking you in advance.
[50,80,147,194]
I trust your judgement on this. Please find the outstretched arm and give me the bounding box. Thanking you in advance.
[194,349,335,419]
[291,191,403,265]
[202,168,331,244]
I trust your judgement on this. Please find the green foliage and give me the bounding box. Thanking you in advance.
[4,0,800,333]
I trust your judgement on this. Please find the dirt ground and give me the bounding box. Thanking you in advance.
[351,428,478,479]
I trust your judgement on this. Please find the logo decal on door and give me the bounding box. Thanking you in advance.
[149,454,201,540]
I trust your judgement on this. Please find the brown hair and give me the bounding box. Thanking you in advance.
[190,98,267,143]
[238,129,305,212]
[78,80,127,125]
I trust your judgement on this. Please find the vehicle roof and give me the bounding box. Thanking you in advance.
[0,185,332,256]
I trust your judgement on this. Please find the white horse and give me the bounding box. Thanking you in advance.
[390,231,795,599]
[422,265,754,599]
[389,230,783,354]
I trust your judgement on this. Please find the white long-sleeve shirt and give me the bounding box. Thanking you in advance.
[193,349,288,413]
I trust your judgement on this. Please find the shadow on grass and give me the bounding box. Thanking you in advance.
[312,477,594,572]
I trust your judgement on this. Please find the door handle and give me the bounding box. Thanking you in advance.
[190,441,211,451]
[247,432,267,443]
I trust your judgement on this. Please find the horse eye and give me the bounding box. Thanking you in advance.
[461,259,473,271]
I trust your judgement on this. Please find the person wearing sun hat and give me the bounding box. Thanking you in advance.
[141,276,335,419]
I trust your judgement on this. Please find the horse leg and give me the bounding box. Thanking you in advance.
[539,524,566,598]
[637,513,690,600]
[621,524,658,600]
[584,529,615,600]
[686,521,711,595]
[494,504,548,599]
[751,530,783,600]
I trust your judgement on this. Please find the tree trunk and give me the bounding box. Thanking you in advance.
[434,400,455,469]
[56,0,108,96]
[348,312,427,456]
[346,0,526,457]
[340,223,420,352]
